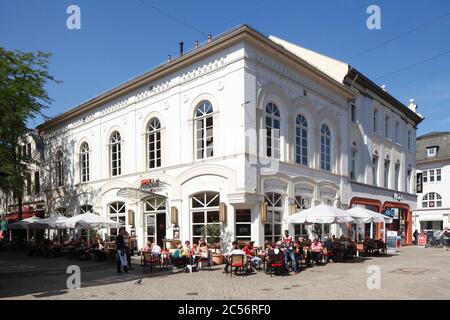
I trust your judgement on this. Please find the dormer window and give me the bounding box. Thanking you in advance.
[427,147,438,158]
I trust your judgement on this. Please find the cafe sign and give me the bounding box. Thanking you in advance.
[140,179,167,192]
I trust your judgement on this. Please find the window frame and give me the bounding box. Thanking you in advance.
[80,142,90,183]
[264,192,283,243]
[194,101,214,160]
[320,124,331,171]
[55,150,64,188]
[265,103,281,160]
[110,131,122,176]
[147,117,162,169]
[295,114,308,166]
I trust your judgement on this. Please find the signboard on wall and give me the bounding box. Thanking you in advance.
[418,233,427,246]
[386,230,398,253]
[416,172,423,194]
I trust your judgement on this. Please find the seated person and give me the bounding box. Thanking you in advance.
[142,241,152,253]
[151,242,162,258]
[243,242,262,269]
[171,244,183,266]
[224,241,246,274]
[323,235,333,251]
[181,241,192,266]
[310,239,323,265]
[293,240,304,269]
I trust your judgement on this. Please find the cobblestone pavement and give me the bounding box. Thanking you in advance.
[1,246,449,300]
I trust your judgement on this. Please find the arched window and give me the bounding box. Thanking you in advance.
[80,204,93,214]
[264,192,283,243]
[422,193,442,208]
[191,192,220,244]
[147,118,161,169]
[265,103,280,159]
[320,124,331,171]
[80,142,90,183]
[109,202,126,237]
[194,101,214,159]
[55,150,64,187]
[295,114,308,165]
[110,131,122,176]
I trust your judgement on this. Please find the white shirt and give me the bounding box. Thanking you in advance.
[151,244,161,254]
[229,249,245,256]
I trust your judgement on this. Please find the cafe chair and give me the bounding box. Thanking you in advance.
[229,254,246,277]
[197,250,212,271]
[267,255,285,277]
[142,251,160,273]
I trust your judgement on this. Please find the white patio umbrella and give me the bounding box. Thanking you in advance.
[34,214,69,229]
[54,212,120,244]
[8,216,43,242]
[346,207,393,224]
[285,204,355,224]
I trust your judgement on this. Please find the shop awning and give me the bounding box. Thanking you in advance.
[418,214,445,222]
[117,188,167,201]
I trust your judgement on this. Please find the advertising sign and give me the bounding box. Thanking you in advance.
[416,172,423,194]
[418,233,427,246]
[386,230,398,253]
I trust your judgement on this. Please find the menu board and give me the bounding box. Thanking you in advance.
[386,230,398,253]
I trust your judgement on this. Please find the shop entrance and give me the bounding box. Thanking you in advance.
[144,196,167,248]
[383,202,412,245]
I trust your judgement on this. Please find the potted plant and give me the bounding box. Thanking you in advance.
[201,224,223,265]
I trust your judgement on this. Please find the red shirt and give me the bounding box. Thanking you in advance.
[243,247,254,257]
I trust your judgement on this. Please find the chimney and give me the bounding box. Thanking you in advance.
[195,41,199,49]
[167,54,172,62]
[408,99,417,113]
[179,41,184,56]
[208,34,212,43]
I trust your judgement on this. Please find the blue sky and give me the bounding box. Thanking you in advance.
[1,0,449,136]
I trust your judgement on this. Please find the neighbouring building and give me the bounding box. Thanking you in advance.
[413,132,450,233]
[31,25,422,249]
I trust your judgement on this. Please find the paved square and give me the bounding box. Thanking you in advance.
[0,246,449,300]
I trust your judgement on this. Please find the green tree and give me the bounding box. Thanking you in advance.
[0,47,58,221]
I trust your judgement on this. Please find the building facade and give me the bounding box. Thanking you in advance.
[413,132,450,232]
[33,25,422,249]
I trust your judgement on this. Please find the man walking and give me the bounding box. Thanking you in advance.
[282,230,298,274]
[116,227,129,273]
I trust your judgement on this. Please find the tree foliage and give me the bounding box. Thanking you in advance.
[0,47,59,219]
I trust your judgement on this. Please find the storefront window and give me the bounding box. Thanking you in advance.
[264,192,283,243]
[235,209,251,241]
[191,192,220,244]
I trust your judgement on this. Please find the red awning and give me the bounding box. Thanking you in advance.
[4,212,44,222]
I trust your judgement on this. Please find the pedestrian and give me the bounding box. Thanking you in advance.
[282,230,298,274]
[413,229,419,245]
[115,227,129,273]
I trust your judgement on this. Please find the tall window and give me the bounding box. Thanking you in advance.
[191,192,220,244]
[422,193,442,208]
[109,202,126,237]
[56,150,64,187]
[385,115,390,139]
[110,131,122,176]
[395,163,400,190]
[34,171,40,194]
[350,149,357,181]
[147,117,161,169]
[80,142,90,183]
[423,171,428,183]
[395,121,400,144]
[235,209,251,242]
[350,99,357,123]
[437,169,442,182]
[295,114,308,165]
[373,109,379,133]
[264,192,283,243]
[265,103,281,159]
[195,101,214,159]
[372,156,379,186]
[384,160,390,188]
[26,174,32,195]
[320,124,331,171]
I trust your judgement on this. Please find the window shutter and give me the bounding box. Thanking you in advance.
[170,206,178,225]
[219,202,227,223]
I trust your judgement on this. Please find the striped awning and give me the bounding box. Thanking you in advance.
[116,188,166,201]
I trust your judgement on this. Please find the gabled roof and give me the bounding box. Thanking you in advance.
[416,131,450,163]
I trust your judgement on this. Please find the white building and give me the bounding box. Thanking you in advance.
[413,132,450,232]
[34,25,422,249]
